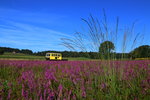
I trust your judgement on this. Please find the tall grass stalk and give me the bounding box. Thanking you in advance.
[60,9,146,100]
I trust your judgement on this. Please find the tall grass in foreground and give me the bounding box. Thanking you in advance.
[0,60,149,100]
[60,10,146,100]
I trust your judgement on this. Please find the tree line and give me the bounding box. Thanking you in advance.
[0,47,33,55]
[0,44,149,59]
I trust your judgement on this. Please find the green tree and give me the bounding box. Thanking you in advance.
[0,49,4,55]
[99,41,115,59]
[130,45,150,59]
[21,49,33,55]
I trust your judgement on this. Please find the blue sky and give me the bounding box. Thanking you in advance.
[0,0,150,52]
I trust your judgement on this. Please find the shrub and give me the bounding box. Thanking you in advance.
[0,49,4,55]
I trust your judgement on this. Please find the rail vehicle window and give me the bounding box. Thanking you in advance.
[52,54,56,56]
[46,54,50,56]
[51,54,61,56]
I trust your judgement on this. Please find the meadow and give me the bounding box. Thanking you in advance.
[0,0,149,99]
[0,59,149,100]
[0,52,90,61]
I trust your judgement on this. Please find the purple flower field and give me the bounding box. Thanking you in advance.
[0,60,150,100]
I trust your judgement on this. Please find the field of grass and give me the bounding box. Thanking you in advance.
[0,60,149,99]
[0,52,44,60]
[0,52,91,61]
[0,53,150,99]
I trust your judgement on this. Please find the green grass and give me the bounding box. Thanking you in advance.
[0,52,91,61]
[0,52,44,60]
[64,57,91,61]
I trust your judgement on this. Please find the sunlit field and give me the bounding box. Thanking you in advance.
[0,52,91,61]
[0,0,150,100]
[0,60,149,100]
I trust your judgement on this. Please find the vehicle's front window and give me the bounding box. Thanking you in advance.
[46,54,50,56]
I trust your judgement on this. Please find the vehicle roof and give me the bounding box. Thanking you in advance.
[46,53,61,54]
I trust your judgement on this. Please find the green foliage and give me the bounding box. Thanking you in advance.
[0,52,44,60]
[89,52,100,59]
[99,41,115,59]
[0,49,4,55]
[99,41,115,54]
[0,47,20,53]
[130,45,150,59]
[1,45,150,60]
[2,80,10,99]
[0,47,33,55]
[21,49,33,55]
[35,51,90,58]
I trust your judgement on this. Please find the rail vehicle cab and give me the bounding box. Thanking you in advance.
[45,53,62,60]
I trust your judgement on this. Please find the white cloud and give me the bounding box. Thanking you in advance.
[0,20,73,51]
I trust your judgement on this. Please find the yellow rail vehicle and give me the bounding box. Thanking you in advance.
[45,53,62,60]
